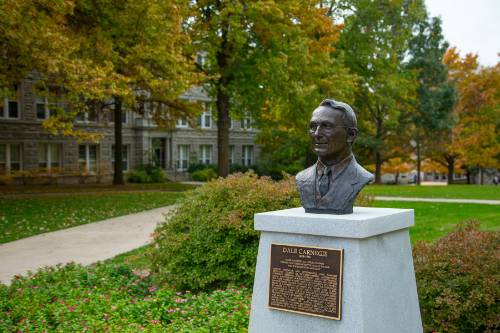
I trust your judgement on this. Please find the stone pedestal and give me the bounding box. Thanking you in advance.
[249,207,422,333]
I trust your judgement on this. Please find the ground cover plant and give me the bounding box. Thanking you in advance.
[0,263,251,332]
[363,184,500,200]
[373,200,500,243]
[0,192,182,244]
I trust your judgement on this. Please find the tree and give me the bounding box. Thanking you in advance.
[1,1,199,184]
[381,157,413,184]
[335,0,426,183]
[406,16,456,184]
[0,1,75,95]
[442,48,500,184]
[39,0,199,184]
[187,0,355,177]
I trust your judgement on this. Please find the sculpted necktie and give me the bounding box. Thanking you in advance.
[318,168,330,197]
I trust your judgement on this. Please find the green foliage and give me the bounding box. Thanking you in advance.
[127,165,166,184]
[0,263,250,332]
[187,163,217,174]
[363,184,500,200]
[190,168,218,182]
[0,192,181,244]
[413,222,499,332]
[188,0,355,176]
[335,0,427,180]
[150,173,300,291]
[150,172,372,291]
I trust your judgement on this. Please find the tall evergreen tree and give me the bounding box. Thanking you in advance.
[406,16,456,184]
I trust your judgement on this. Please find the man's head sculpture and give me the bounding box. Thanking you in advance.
[296,99,374,214]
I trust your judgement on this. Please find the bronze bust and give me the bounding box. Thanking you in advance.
[296,99,373,214]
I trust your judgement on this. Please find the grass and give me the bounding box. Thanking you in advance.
[0,192,183,244]
[373,200,500,243]
[0,182,197,195]
[363,184,500,200]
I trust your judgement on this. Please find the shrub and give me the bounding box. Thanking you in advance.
[0,175,13,185]
[413,221,499,333]
[187,163,217,174]
[127,164,165,183]
[150,172,373,291]
[191,168,218,182]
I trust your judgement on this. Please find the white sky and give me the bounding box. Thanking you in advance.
[425,0,499,67]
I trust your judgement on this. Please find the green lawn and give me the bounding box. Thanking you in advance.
[373,200,500,243]
[0,182,196,195]
[0,192,183,244]
[363,184,500,200]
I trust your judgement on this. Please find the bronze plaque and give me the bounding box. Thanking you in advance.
[268,243,343,320]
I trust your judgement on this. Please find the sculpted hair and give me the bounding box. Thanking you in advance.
[319,99,357,129]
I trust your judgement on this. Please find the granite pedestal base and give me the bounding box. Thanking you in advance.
[248,207,422,333]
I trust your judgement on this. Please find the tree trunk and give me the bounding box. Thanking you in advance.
[466,167,471,184]
[416,137,421,185]
[395,171,400,184]
[446,157,454,185]
[216,86,230,177]
[113,97,124,185]
[215,19,231,178]
[480,167,484,185]
[375,152,382,184]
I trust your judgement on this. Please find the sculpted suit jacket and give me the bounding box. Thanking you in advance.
[295,156,374,214]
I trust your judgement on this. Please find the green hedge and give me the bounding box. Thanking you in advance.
[150,172,372,291]
[414,221,499,333]
[191,168,218,182]
[127,165,166,183]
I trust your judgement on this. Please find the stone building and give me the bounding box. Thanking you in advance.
[0,78,260,184]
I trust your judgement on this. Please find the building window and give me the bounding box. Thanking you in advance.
[177,145,189,171]
[196,52,207,67]
[36,97,60,120]
[76,109,97,123]
[198,110,212,129]
[38,143,61,171]
[176,118,188,128]
[229,145,235,165]
[242,145,254,166]
[1,85,20,119]
[241,116,252,130]
[0,143,22,174]
[109,109,128,123]
[197,103,212,129]
[78,144,98,174]
[112,145,129,172]
[199,145,212,165]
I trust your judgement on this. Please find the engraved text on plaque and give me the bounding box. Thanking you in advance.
[268,243,343,320]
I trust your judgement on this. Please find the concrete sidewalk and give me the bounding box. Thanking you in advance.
[374,196,500,205]
[0,206,174,285]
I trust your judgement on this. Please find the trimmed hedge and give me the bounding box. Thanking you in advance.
[414,221,499,333]
[191,168,218,182]
[150,172,373,291]
[127,165,166,183]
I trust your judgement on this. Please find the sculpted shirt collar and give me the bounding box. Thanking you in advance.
[316,154,354,182]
